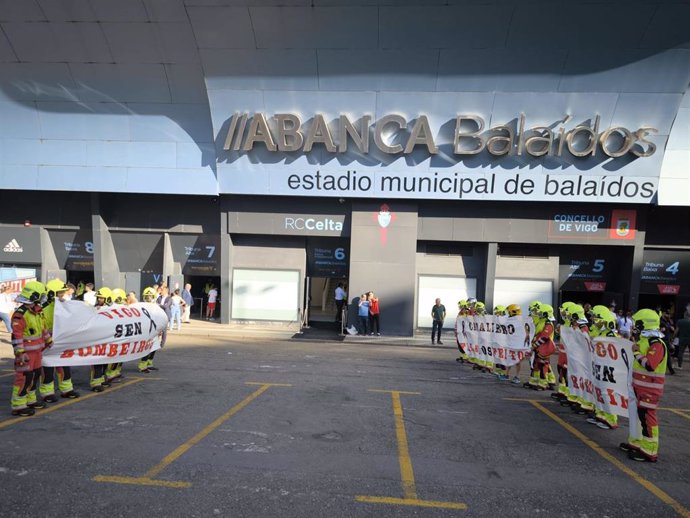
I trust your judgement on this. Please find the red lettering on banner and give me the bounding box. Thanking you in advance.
[111,309,124,318]
[584,379,593,395]
[121,307,133,317]
[130,307,141,317]
[60,350,74,359]
[570,375,579,389]
[107,344,118,357]
[99,312,113,319]
[595,387,605,404]
[94,344,106,356]
[607,343,618,361]
[620,396,628,409]
[119,343,130,355]
[595,342,606,358]
[136,341,147,353]
[78,346,93,357]
[607,388,617,406]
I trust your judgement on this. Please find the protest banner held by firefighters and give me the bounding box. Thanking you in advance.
[454,299,669,463]
[8,280,169,416]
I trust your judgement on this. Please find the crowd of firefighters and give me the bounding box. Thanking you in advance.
[454,298,668,463]
[7,280,164,418]
[4,279,672,464]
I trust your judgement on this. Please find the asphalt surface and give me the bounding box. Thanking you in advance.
[0,330,689,518]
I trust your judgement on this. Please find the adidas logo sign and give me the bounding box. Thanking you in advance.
[3,239,23,253]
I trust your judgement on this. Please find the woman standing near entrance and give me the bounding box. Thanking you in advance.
[368,292,381,336]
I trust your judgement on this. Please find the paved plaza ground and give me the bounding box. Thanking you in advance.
[1,326,689,518]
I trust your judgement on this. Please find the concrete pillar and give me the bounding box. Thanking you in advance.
[348,201,418,336]
[484,242,498,310]
[629,236,645,311]
[40,227,64,282]
[90,194,120,288]
[220,208,233,324]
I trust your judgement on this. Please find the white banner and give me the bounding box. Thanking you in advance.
[43,301,168,367]
[456,315,534,366]
[560,328,637,422]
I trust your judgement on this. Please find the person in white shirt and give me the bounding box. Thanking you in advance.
[206,285,218,321]
[83,283,97,306]
[0,284,15,332]
[334,283,347,323]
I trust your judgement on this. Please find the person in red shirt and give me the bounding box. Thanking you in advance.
[367,292,381,336]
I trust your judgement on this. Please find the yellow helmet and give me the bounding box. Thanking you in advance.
[559,301,575,320]
[570,304,585,321]
[95,287,113,305]
[475,301,486,314]
[591,305,611,322]
[142,286,157,302]
[528,300,542,316]
[632,308,660,331]
[458,299,468,308]
[17,281,46,304]
[46,279,69,300]
[493,305,507,316]
[539,303,555,319]
[112,288,127,304]
[507,304,522,316]
[602,312,618,331]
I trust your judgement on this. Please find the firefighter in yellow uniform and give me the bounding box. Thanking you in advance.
[493,305,509,380]
[553,301,575,404]
[455,300,470,363]
[39,279,80,402]
[619,309,668,462]
[89,287,113,392]
[10,281,51,416]
[474,302,493,372]
[586,305,619,429]
[568,304,595,415]
[526,303,556,390]
[105,288,128,384]
[505,304,524,384]
[138,287,162,373]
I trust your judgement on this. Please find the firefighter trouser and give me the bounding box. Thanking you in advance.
[138,351,156,371]
[546,364,556,386]
[90,365,105,388]
[627,385,661,460]
[557,364,570,397]
[39,366,56,397]
[12,368,41,410]
[595,409,618,428]
[628,406,659,460]
[56,367,75,393]
[528,360,549,388]
[106,363,123,381]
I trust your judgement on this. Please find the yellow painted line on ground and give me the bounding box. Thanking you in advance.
[357,389,467,511]
[664,408,690,420]
[92,475,191,488]
[355,496,467,510]
[94,382,291,488]
[527,400,690,518]
[0,377,147,430]
[369,389,421,395]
